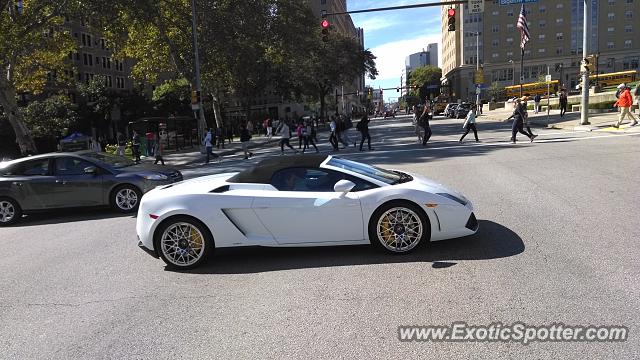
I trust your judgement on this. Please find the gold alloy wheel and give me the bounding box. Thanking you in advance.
[376,207,423,253]
[160,222,206,267]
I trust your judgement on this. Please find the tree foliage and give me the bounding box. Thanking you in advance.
[22,95,79,138]
[152,78,191,116]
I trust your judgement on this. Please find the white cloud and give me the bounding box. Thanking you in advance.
[369,33,443,82]
[353,16,400,32]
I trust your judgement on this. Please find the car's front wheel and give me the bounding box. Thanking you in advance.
[369,201,429,254]
[155,216,213,269]
[0,197,22,226]
[111,185,142,213]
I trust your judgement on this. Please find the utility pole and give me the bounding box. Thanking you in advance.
[191,0,207,141]
[475,31,481,107]
[580,0,590,125]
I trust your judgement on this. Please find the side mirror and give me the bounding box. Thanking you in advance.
[334,180,355,194]
[84,166,97,175]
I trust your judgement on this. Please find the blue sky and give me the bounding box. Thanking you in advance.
[347,0,442,102]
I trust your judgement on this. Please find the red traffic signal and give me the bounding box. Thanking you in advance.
[448,8,455,17]
[447,8,456,31]
[321,19,330,29]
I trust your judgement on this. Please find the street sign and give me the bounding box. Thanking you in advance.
[469,0,485,14]
[545,74,552,83]
[474,70,484,85]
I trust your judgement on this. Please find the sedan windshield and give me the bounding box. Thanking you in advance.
[326,157,408,185]
[83,152,135,168]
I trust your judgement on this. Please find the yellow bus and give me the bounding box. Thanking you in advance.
[586,70,637,88]
[506,80,559,98]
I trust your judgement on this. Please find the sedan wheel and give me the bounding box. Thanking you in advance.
[370,202,428,253]
[156,217,213,269]
[112,185,141,213]
[0,198,21,226]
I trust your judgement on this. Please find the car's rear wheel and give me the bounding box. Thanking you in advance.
[111,185,142,213]
[155,216,213,269]
[0,197,21,226]
[369,201,429,254]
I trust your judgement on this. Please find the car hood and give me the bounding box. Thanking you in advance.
[404,171,470,204]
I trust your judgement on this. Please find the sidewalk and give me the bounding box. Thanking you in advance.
[482,106,640,132]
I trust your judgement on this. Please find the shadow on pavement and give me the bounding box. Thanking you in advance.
[176,220,524,274]
[12,207,133,227]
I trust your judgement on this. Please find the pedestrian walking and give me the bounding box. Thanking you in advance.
[559,89,568,117]
[506,98,534,144]
[634,83,640,115]
[459,104,479,143]
[613,85,638,128]
[240,124,253,159]
[226,125,233,143]
[216,126,225,149]
[418,104,432,146]
[266,118,273,141]
[295,121,305,149]
[478,101,483,115]
[132,130,141,163]
[356,114,374,151]
[329,116,339,151]
[277,121,298,155]
[534,94,541,114]
[153,134,165,165]
[145,131,155,156]
[413,104,423,143]
[246,120,254,136]
[302,121,319,153]
[520,97,537,139]
[203,129,214,164]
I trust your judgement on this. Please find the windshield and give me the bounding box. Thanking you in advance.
[326,157,409,185]
[83,152,135,168]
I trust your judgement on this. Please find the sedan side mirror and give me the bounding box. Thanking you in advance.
[84,166,97,175]
[334,180,355,194]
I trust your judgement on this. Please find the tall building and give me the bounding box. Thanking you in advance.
[405,43,439,73]
[441,0,640,102]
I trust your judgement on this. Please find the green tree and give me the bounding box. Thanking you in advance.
[76,76,120,135]
[152,78,191,116]
[408,65,442,101]
[22,95,79,138]
[0,0,83,154]
[488,81,506,101]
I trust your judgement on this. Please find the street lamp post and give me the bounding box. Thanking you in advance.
[579,0,590,125]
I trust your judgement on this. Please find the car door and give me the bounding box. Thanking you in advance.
[252,167,364,244]
[2,158,58,210]
[53,157,105,207]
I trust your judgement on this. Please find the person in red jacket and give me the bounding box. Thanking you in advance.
[613,85,638,128]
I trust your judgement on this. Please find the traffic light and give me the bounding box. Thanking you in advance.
[396,87,400,92]
[447,8,456,32]
[321,19,330,42]
[191,90,201,105]
[581,55,595,73]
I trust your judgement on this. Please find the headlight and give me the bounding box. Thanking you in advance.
[436,193,467,206]
[142,173,168,181]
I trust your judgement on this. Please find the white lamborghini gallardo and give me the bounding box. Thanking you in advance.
[136,155,478,269]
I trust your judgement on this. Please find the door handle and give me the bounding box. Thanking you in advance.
[12,182,23,187]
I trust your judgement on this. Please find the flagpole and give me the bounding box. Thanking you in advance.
[520,48,524,98]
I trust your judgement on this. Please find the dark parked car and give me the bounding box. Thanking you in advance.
[0,151,182,225]
[444,103,459,118]
[454,103,472,119]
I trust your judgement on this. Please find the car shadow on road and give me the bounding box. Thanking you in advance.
[178,220,524,274]
[12,207,133,227]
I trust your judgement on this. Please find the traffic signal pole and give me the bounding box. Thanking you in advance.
[323,1,467,16]
[580,0,590,125]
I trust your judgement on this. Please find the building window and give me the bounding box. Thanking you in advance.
[524,50,531,55]
[625,25,632,32]
[556,47,564,55]
[608,41,615,49]
[624,40,632,48]
[556,18,564,24]
[320,0,326,4]
[538,34,546,40]
[492,10,499,15]
[627,0,634,3]
[608,27,615,32]
[506,37,514,44]
[492,25,499,33]
[625,10,632,19]
[507,23,514,29]
[539,20,546,28]
[556,33,564,40]
[538,48,546,53]
[492,53,499,58]
[608,0,615,4]
[100,38,106,49]
[540,6,546,13]
[556,3,564,8]
[507,9,513,16]
[608,13,615,20]
[507,51,514,57]
[492,39,499,47]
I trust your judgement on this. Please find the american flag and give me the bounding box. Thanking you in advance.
[516,4,530,50]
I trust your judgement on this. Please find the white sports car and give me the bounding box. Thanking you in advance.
[136,155,478,269]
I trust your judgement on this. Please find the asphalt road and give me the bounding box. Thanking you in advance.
[1,114,638,359]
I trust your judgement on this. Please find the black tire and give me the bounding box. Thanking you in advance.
[110,184,142,213]
[0,197,22,226]
[154,216,214,269]
[368,200,430,254]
